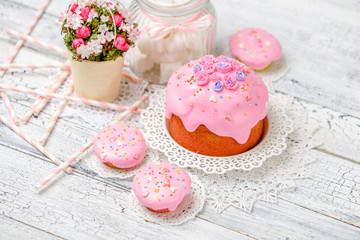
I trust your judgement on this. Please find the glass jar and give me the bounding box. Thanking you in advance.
[128,0,217,84]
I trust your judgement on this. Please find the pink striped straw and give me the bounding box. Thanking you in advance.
[0,0,52,125]
[35,95,149,190]
[34,70,70,116]
[1,92,19,125]
[0,114,72,173]
[39,84,74,145]
[122,71,143,84]
[21,70,69,123]
[0,84,143,113]
[6,29,69,57]
[0,0,52,78]
[0,63,70,70]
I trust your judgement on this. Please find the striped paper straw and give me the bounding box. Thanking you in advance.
[0,0,52,127]
[6,29,69,57]
[0,0,52,78]
[0,84,143,113]
[39,84,74,145]
[122,71,143,84]
[1,92,19,125]
[21,70,69,123]
[34,70,70,116]
[35,94,149,190]
[0,63,70,70]
[0,114,72,173]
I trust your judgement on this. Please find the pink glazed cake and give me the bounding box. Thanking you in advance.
[165,55,268,156]
[132,162,191,213]
[93,123,146,168]
[229,28,282,70]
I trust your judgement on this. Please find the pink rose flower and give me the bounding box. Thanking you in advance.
[114,35,129,51]
[216,62,232,73]
[80,7,92,21]
[231,60,245,71]
[76,25,91,38]
[210,72,222,82]
[223,73,239,90]
[217,55,231,62]
[72,38,85,50]
[195,71,210,86]
[112,13,123,27]
[203,62,215,74]
[68,4,79,14]
[199,55,214,65]
[202,55,215,63]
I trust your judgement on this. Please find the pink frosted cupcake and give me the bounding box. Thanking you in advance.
[93,123,146,169]
[229,28,282,70]
[132,162,191,213]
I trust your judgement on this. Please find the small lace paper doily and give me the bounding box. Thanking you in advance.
[257,52,291,83]
[140,85,293,174]
[129,173,206,226]
[83,147,160,179]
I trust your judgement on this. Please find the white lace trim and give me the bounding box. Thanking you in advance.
[52,77,149,129]
[257,51,291,83]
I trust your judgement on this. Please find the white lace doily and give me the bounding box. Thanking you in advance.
[129,173,206,226]
[187,97,322,213]
[52,77,149,129]
[83,147,160,179]
[257,52,291,83]
[140,85,293,174]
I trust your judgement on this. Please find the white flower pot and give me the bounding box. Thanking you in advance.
[70,57,124,103]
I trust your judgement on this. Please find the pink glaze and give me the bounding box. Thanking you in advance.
[165,55,268,144]
[229,28,282,70]
[132,162,191,211]
[93,123,146,168]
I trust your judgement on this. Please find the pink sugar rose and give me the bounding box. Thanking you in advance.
[223,73,239,90]
[80,7,92,21]
[72,38,85,50]
[202,55,215,63]
[210,72,222,82]
[217,55,231,62]
[112,13,124,27]
[68,4,79,14]
[232,60,245,71]
[76,25,91,38]
[114,35,129,51]
[203,62,215,74]
[195,71,210,86]
[216,61,232,73]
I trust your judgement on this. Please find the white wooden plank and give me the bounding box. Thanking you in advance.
[293,97,360,162]
[0,215,63,240]
[279,150,360,227]
[0,144,251,240]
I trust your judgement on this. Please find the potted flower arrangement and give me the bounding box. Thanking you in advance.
[59,0,139,102]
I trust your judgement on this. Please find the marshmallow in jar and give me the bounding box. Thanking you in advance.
[128,0,217,84]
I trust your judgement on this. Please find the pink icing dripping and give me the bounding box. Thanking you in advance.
[165,55,268,144]
[132,162,191,211]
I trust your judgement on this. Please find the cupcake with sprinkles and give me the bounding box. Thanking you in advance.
[165,55,268,156]
[229,28,282,70]
[132,161,191,213]
[93,123,146,168]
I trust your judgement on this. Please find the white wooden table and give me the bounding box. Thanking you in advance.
[0,0,359,239]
